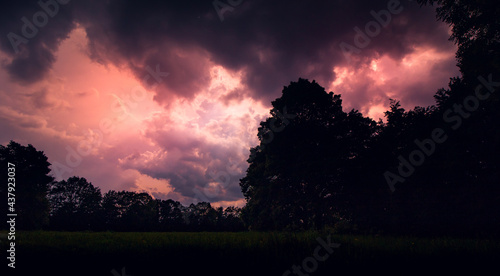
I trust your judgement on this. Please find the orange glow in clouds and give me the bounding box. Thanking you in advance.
[0,24,456,207]
[34,26,269,206]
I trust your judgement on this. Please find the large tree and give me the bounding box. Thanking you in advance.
[240,79,378,230]
[220,206,245,231]
[102,190,158,231]
[157,199,185,231]
[0,141,54,230]
[417,0,500,80]
[185,202,219,231]
[48,176,103,230]
[412,0,500,236]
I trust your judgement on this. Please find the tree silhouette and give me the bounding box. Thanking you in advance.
[240,75,499,235]
[240,79,378,231]
[102,191,158,231]
[412,0,500,236]
[0,141,54,230]
[417,0,500,81]
[48,177,102,231]
[221,206,245,231]
[186,202,219,231]
[158,199,185,231]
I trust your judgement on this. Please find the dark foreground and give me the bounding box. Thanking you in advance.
[1,231,499,275]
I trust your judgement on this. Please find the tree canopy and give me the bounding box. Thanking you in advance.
[1,0,498,236]
[240,79,379,230]
[0,141,54,230]
[48,177,102,230]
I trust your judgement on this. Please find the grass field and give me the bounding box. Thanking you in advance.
[2,231,499,275]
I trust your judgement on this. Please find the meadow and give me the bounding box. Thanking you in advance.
[2,231,499,275]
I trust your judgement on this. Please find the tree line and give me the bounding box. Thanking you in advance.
[1,0,498,236]
[239,0,500,236]
[0,143,244,232]
[50,176,245,231]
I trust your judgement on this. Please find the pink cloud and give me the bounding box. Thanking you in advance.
[330,45,458,121]
[0,1,460,208]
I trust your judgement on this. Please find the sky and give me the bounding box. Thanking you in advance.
[0,0,460,207]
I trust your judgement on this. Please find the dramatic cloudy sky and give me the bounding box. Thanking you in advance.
[0,0,459,207]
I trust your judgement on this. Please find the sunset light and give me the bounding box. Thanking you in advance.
[1,1,498,275]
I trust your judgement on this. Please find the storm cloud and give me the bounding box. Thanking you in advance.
[0,0,459,205]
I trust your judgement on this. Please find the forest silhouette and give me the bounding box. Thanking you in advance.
[1,0,499,237]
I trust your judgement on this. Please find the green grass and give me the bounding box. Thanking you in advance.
[1,231,499,275]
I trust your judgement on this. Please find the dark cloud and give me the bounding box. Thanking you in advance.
[1,0,459,203]
[1,0,454,100]
[0,0,75,84]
